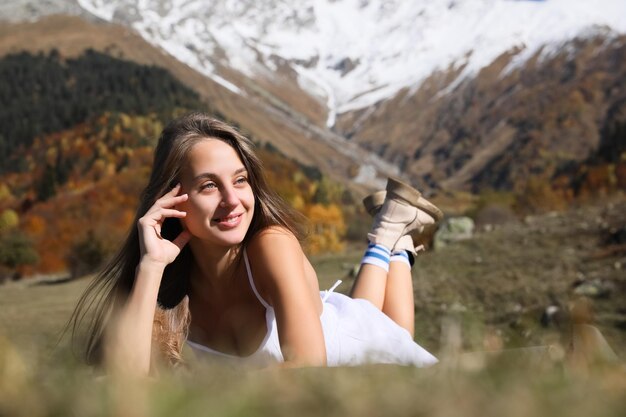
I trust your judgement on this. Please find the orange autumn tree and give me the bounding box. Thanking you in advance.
[303,203,346,254]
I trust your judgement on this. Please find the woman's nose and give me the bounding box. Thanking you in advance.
[220,185,239,208]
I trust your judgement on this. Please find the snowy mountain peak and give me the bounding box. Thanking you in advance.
[77,0,626,126]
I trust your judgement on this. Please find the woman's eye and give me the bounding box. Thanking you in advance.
[200,182,216,190]
[235,176,248,185]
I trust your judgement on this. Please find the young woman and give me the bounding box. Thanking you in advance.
[70,113,443,374]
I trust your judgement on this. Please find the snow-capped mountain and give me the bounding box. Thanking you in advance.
[75,0,626,127]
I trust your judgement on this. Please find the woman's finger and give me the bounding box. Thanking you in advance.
[139,207,186,227]
[153,193,188,210]
[167,183,182,195]
[149,208,187,221]
[163,183,185,200]
[144,195,187,218]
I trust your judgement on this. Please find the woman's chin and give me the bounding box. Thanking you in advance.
[195,229,247,248]
[220,234,247,247]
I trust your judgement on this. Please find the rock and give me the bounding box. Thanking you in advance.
[450,302,467,313]
[434,216,475,249]
[572,279,613,298]
[474,204,518,230]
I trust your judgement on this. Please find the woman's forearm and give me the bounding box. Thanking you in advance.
[106,260,165,376]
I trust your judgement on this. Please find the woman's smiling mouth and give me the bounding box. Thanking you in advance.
[212,213,243,228]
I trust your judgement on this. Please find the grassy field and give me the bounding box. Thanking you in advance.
[1,198,625,416]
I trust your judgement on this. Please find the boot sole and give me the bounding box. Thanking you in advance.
[386,177,444,222]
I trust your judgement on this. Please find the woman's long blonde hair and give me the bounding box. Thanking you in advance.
[69,113,306,369]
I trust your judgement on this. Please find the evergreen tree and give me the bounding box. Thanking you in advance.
[36,163,57,201]
[0,49,204,173]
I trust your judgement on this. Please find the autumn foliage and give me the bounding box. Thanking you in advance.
[0,112,349,277]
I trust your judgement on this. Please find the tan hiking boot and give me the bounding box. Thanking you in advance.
[363,177,443,255]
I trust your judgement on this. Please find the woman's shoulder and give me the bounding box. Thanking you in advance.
[245,226,304,272]
[248,225,300,250]
[244,226,307,305]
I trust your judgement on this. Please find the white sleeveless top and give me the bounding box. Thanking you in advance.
[186,250,438,368]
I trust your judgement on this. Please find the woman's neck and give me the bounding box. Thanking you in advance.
[188,238,242,297]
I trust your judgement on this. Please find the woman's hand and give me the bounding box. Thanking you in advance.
[137,184,191,268]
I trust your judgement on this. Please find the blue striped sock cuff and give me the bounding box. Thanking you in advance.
[390,250,411,268]
[361,243,391,272]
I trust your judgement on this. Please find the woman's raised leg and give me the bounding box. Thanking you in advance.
[352,177,442,331]
[349,245,391,310]
[383,252,415,336]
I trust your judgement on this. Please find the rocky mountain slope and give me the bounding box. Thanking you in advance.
[73,0,626,124]
[339,34,626,194]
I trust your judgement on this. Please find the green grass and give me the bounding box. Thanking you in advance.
[0,276,89,356]
[1,332,625,417]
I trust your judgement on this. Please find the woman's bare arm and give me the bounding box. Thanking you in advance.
[106,261,165,375]
[106,185,190,376]
[247,228,327,366]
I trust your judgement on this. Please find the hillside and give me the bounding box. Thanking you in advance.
[0,15,388,191]
[414,197,626,354]
[0,112,353,278]
[0,48,204,172]
[337,34,626,201]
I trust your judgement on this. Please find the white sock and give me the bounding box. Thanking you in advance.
[390,250,411,268]
[360,243,391,272]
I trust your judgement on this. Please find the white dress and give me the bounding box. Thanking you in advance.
[186,251,438,368]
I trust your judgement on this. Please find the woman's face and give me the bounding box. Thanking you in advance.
[178,139,255,248]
